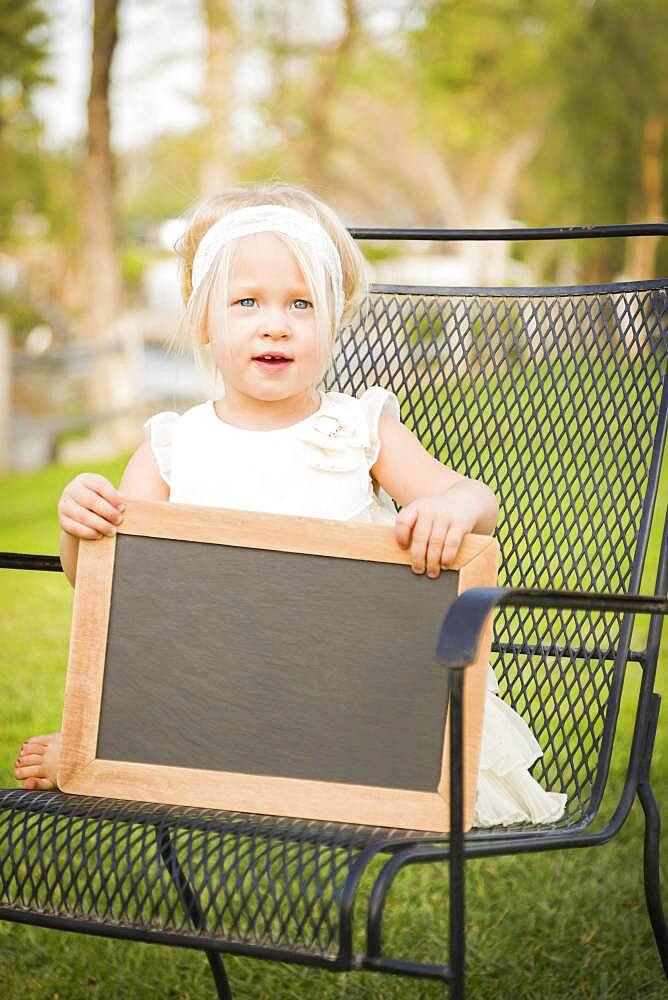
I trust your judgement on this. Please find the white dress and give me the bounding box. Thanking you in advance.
[145,387,567,828]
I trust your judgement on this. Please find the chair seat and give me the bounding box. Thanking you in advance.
[0,787,588,964]
[0,789,430,963]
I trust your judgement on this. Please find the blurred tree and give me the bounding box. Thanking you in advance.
[413,0,667,280]
[245,0,364,191]
[0,1,81,336]
[535,0,667,279]
[81,0,137,448]
[0,0,51,240]
[299,0,361,187]
[0,0,50,135]
[200,0,237,195]
[82,0,121,339]
[119,129,208,225]
[0,1,50,467]
[101,0,668,289]
[409,0,551,280]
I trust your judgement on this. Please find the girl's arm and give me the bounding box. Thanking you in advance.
[371,415,499,579]
[58,441,169,586]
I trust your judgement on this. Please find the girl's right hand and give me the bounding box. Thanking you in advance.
[57,473,126,540]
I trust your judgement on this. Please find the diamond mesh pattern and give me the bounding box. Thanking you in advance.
[329,280,667,819]
[0,791,422,960]
[1,280,665,961]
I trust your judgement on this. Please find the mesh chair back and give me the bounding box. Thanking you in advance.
[327,278,668,825]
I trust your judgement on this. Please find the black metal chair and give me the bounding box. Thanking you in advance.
[1,227,666,998]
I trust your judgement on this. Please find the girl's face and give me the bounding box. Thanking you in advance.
[205,232,322,410]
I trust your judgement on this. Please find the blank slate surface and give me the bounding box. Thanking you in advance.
[58,499,498,832]
[97,534,457,792]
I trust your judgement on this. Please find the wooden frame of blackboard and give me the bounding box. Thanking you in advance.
[58,499,499,832]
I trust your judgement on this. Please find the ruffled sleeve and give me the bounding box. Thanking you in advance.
[144,411,179,487]
[358,386,401,469]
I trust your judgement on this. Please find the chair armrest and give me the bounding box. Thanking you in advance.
[437,586,668,668]
[0,552,63,572]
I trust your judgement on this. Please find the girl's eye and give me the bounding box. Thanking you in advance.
[238,297,256,307]
[293,299,311,310]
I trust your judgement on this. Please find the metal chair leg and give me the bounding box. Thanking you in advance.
[206,950,233,1000]
[158,828,235,998]
[638,777,668,977]
[637,693,668,978]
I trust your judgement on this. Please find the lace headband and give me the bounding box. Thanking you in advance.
[190,204,345,326]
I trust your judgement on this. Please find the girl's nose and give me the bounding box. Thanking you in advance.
[260,307,290,336]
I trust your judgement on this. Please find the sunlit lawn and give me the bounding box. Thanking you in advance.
[0,455,666,999]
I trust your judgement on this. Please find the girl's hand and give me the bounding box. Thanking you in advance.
[395,490,476,578]
[57,473,125,540]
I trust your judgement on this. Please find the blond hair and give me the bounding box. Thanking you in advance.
[173,183,368,391]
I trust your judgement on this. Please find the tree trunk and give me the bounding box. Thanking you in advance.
[624,115,664,280]
[302,0,360,188]
[199,0,236,196]
[82,0,120,351]
[80,0,136,454]
[460,131,539,286]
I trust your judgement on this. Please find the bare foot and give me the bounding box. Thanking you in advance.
[14,733,61,790]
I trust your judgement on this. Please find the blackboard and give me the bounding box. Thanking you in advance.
[59,499,498,832]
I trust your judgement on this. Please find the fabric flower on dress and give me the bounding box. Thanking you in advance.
[297,398,369,472]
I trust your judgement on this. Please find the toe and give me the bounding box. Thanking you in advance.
[22,736,50,750]
[15,763,46,780]
[23,777,56,791]
[16,753,43,768]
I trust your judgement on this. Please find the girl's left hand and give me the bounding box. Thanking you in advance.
[394,491,476,578]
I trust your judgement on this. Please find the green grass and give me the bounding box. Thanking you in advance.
[0,455,666,999]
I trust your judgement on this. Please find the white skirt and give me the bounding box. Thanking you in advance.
[473,667,567,828]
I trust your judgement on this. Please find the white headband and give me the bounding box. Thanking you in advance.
[190,204,345,326]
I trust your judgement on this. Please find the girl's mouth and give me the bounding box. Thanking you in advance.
[252,354,293,373]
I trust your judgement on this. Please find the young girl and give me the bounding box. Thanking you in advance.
[14,183,566,828]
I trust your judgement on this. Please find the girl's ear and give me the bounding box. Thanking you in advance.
[200,326,210,345]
